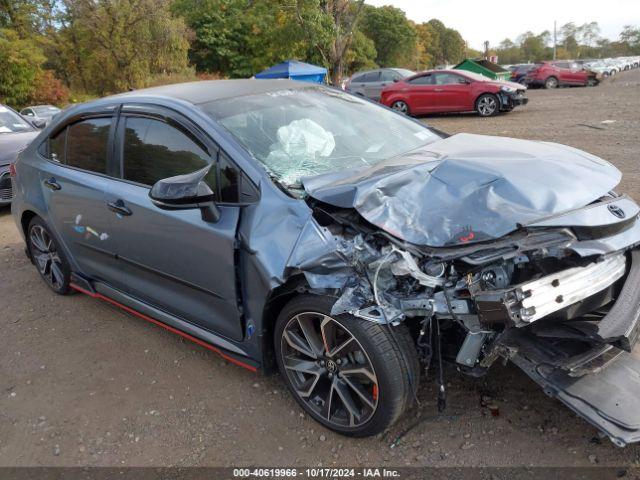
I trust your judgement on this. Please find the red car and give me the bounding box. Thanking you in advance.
[523,61,599,89]
[380,70,528,117]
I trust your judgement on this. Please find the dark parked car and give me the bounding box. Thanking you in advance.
[0,104,39,205]
[20,104,62,128]
[380,70,528,117]
[344,68,415,101]
[11,80,640,444]
[508,63,535,84]
[524,61,599,88]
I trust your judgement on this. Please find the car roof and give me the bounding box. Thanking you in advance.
[111,79,312,105]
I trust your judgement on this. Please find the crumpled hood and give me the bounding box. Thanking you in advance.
[0,131,39,166]
[302,133,621,247]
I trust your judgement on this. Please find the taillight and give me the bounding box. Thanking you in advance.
[9,163,17,177]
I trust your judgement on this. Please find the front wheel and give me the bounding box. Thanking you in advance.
[275,295,419,437]
[476,93,499,117]
[391,100,410,115]
[587,77,598,87]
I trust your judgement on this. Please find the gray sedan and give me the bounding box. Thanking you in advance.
[344,68,415,101]
[10,80,640,443]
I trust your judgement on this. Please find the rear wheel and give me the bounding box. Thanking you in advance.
[391,100,410,115]
[476,93,499,117]
[274,295,419,437]
[544,76,559,89]
[27,217,72,294]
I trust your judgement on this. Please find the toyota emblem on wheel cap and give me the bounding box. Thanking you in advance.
[608,204,626,219]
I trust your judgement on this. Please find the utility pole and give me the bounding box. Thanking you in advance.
[553,21,557,60]
[483,40,489,59]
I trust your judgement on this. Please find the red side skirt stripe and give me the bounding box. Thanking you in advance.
[70,283,258,373]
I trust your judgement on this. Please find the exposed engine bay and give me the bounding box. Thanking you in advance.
[303,195,635,362]
[282,192,640,446]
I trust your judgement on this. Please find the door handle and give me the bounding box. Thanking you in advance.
[107,199,132,216]
[43,177,61,191]
[434,88,444,92]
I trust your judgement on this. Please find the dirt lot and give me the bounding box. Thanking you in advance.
[1,70,640,468]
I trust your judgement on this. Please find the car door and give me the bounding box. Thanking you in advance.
[405,74,436,113]
[348,71,376,98]
[431,72,472,111]
[37,112,123,286]
[369,70,396,101]
[103,106,245,341]
[553,62,573,84]
[568,62,587,84]
[362,71,382,99]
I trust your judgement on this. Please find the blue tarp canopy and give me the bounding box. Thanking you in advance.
[255,60,327,83]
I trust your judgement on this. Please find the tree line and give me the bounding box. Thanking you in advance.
[494,22,640,65]
[1,0,639,109]
[1,0,474,107]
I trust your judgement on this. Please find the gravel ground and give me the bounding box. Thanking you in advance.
[1,70,640,468]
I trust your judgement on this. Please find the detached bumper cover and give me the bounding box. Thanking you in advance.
[499,250,640,446]
[509,341,640,447]
[594,250,640,351]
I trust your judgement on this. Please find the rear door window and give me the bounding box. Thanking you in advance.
[408,75,432,85]
[360,71,380,83]
[380,70,399,82]
[432,73,466,85]
[121,117,213,188]
[66,118,112,174]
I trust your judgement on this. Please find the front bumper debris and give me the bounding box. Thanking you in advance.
[477,250,640,352]
[499,91,528,109]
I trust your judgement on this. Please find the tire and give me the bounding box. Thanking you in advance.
[475,93,499,117]
[391,100,410,115]
[27,217,72,294]
[274,294,420,437]
[587,77,598,87]
[544,76,558,89]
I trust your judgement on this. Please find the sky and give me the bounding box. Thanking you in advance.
[364,0,640,51]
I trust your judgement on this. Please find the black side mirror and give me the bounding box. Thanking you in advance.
[31,118,46,129]
[393,78,399,83]
[149,166,220,222]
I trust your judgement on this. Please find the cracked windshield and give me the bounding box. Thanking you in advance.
[203,87,439,187]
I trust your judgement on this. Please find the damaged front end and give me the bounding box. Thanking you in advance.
[285,191,640,446]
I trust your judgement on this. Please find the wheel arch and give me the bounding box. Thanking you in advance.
[259,274,316,374]
[20,209,40,260]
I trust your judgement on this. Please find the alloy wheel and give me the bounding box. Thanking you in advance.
[391,101,408,114]
[280,312,379,428]
[477,96,497,116]
[29,225,65,291]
